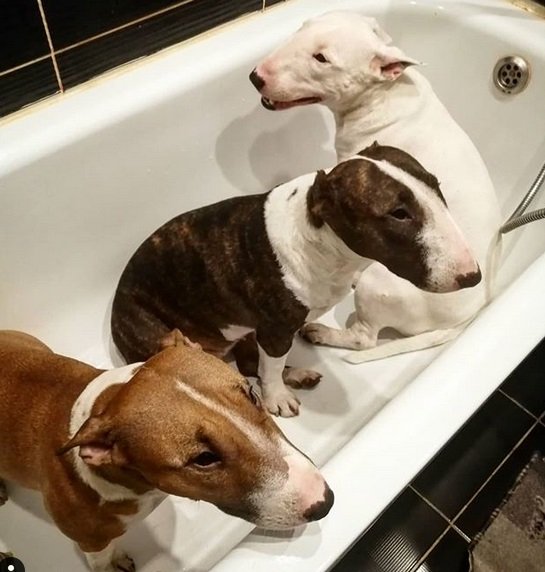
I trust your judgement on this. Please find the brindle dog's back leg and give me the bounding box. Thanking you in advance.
[111,296,172,363]
[0,478,7,506]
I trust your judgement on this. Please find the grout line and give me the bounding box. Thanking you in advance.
[408,485,470,541]
[35,0,64,93]
[498,388,539,420]
[53,0,198,56]
[0,55,52,78]
[407,524,451,572]
[451,420,539,525]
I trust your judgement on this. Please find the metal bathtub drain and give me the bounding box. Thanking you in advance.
[493,56,530,95]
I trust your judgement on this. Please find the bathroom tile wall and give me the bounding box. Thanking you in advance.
[0,0,286,119]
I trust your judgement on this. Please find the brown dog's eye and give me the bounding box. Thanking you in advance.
[313,53,328,63]
[190,451,221,468]
[389,208,412,220]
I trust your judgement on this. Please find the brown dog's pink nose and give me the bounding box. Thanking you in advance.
[455,267,482,289]
[249,68,265,91]
[303,484,334,522]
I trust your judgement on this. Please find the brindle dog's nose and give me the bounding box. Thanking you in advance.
[456,267,482,289]
[304,484,335,522]
[249,68,265,90]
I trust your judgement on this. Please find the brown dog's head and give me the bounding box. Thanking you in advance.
[307,143,481,292]
[59,337,333,529]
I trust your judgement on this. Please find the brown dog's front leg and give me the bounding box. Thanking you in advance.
[81,542,135,572]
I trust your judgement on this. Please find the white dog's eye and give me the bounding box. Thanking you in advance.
[313,53,328,63]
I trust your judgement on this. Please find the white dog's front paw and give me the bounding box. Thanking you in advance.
[299,322,334,346]
[263,386,300,417]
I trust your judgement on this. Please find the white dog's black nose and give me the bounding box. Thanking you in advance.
[249,68,265,91]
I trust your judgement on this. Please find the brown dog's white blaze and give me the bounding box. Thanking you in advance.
[60,344,333,530]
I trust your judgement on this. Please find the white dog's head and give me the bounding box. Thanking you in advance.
[250,11,419,111]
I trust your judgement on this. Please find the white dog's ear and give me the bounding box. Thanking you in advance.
[371,45,420,81]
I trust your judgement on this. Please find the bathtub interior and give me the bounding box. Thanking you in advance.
[1,1,545,571]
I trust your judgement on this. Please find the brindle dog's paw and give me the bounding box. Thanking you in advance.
[283,367,322,389]
[0,480,8,506]
[114,551,135,572]
[299,322,333,346]
[263,387,300,417]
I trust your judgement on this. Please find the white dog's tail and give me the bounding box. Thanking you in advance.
[343,325,467,364]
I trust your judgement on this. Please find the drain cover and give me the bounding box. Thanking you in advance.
[493,56,530,94]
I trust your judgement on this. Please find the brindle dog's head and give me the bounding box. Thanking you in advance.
[307,143,481,292]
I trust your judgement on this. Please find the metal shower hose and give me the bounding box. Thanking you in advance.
[500,159,545,233]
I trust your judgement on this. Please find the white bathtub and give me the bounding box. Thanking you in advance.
[1,0,544,570]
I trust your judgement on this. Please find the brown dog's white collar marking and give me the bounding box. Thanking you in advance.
[69,363,144,502]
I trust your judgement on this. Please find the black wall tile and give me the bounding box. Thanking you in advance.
[0,0,50,72]
[42,0,182,49]
[57,0,262,89]
[43,0,262,50]
[0,60,59,118]
[501,338,545,417]
[412,391,533,518]
[266,0,286,6]
[331,488,447,572]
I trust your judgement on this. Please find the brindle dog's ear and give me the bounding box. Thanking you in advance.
[357,141,380,158]
[307,170,330,228]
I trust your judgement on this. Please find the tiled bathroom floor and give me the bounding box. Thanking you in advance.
[330,338,545,572]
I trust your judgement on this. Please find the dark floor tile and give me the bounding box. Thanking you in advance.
[44,0,262,50]
[57,0,262,89]
[501,338,545,417]
[0,1,50,72]
[412,391,533,519]
[456,424,545,537]
[0,59,59,119]
[415,529,470,572]
[331,488,447,572]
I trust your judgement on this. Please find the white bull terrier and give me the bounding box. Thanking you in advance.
[250,10,501,362]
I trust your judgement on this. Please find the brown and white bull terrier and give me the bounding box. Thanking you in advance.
[0,330,333,572]
[111,144,480,418]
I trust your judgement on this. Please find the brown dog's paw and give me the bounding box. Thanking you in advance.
[283,367,322,389]
[114,551,135,572]
[299,323,333,346]
[0,480,8,506]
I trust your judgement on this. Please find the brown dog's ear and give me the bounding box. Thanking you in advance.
[307,170,331,228]
[371,46,420,81]
[159,328,202,351]
[57,416,124,467]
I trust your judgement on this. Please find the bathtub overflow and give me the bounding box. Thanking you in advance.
[493,56,530,95]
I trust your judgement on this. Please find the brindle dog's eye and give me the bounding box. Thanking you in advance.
[389,208,412,220]
[313,53,328,63]
[190,451,221,467]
